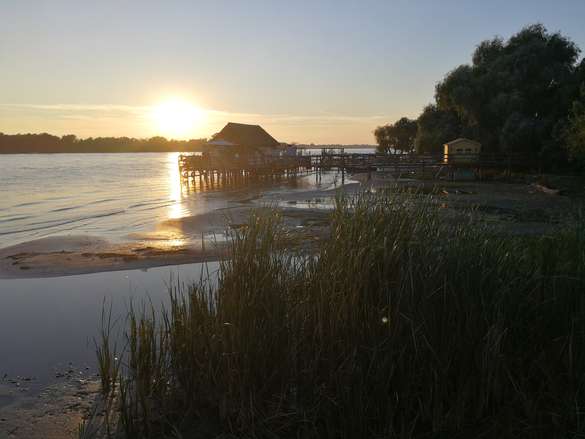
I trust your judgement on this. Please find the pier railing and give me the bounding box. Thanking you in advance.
[178,151,538,182]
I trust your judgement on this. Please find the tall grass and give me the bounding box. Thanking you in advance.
[101,191,585,438]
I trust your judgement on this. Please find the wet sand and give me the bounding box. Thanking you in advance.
[0,376,99,439]
[0,207,332,280]
[0,183,349,279]
[0,234,223,279]
[1,175,579,279]
[353,172,578,235]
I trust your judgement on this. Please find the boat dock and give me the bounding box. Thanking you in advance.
[178,152,537,187]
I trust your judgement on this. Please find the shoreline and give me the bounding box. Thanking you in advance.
[1,173,579,280]
[0,203,336,280]
[0,374,101,439]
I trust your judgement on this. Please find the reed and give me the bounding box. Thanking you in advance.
[99,191,585,438]
[95,303,120,397]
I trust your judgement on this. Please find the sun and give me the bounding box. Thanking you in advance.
[151,99,204,139]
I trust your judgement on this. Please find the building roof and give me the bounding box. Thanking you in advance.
[444,138,481,147]
[211,122,279,148]
[207,139,236,147]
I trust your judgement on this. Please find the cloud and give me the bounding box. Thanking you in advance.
[0,103,149,112]
[0,103,150,119]
[0,103,387,123]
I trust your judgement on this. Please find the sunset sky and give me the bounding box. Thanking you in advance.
[1,0,585,144]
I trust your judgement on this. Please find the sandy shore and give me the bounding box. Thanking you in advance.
[0,203,335,279]
[0,374,99,439]
[0,178,360,279]
[1,175,578,279]
[0,234,224,280]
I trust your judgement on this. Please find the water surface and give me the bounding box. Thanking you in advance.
[0,262,217,395]
[0,152,372,249]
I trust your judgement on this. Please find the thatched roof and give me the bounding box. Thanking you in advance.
[211,122,279,149]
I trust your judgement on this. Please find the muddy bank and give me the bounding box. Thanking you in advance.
[1,175,579,279]
[0,235,224,280]
[0,180,354,279]
[353,172,579,235]
[0,374,99,439]
[0,205,333,279]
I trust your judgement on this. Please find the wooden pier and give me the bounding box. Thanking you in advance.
[179,152,537,187]
[178,153,314,188]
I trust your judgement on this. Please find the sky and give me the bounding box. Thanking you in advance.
[1,0,585,144]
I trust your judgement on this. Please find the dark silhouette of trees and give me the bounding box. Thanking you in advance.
[374,117,418,154]
[433,24,582,162]
[0,133,207,153]
[565,85,585,164]
[415,105,462,154]
[376,24,585,167]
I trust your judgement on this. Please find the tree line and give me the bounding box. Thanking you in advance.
[375,24,585,168]
[0,133,207,153]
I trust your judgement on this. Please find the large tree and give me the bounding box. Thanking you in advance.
[434,24,582,161]
[564,85,585,164]
[414,105,462,154]
[374,117,418,154]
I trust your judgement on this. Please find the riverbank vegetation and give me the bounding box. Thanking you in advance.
[96,191,585,438]
[376,24,585,169]
[0,133,207,153]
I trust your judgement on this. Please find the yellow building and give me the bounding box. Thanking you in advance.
[443,138,481,163]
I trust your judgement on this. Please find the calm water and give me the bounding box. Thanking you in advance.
[0,151,373,249]
[0,262,217,403]
[0,153,207,248]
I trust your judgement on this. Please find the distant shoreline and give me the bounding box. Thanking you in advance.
[0,145,377,154]
[0,150,206,154]
[0,132,375,153]
[294,145,377,151]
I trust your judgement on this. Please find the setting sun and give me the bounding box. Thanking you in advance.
[151,99,204,139]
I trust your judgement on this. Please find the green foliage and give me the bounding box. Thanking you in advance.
[95,304,120,397]
[409,24,584,166]
[565,85,585,164]
[102,193,585,438]
[415,104,462,154]
[436,24,581,157]
[374,117,418,154]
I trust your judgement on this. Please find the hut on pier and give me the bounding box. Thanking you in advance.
[207,122,281,158]
[179,122,310,183]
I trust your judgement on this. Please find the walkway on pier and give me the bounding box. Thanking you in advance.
[179,152,536,185]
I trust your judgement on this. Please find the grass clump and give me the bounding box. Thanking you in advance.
[101,191,585,438]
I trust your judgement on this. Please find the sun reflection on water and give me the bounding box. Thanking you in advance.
[167,152,186,220]
[162,153,189,247]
